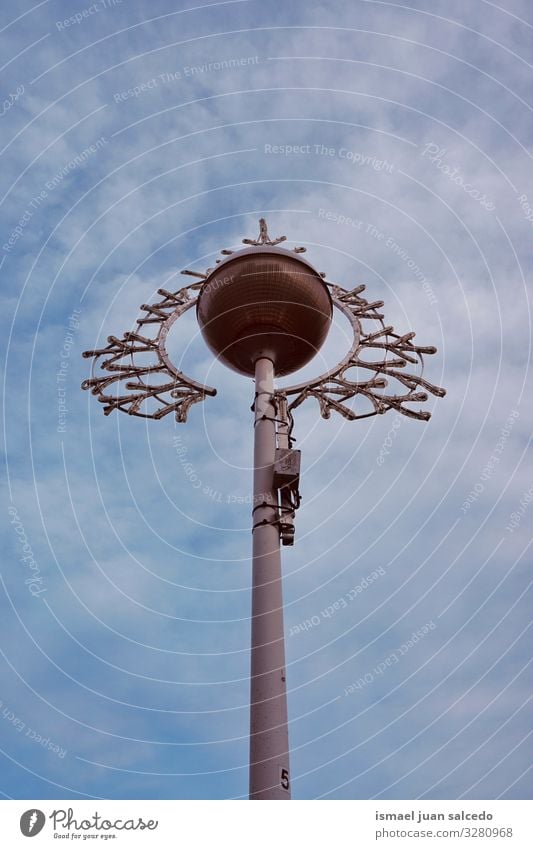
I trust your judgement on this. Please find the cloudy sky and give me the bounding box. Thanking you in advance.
[1,0,531,801]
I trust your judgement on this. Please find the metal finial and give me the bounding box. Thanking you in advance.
[242,217,287,247]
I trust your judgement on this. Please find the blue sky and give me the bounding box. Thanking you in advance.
[1,0,531,800]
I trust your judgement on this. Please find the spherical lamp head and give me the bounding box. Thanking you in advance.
[196,246,332,377]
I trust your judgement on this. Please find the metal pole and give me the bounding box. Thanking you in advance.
[249,356,291,800]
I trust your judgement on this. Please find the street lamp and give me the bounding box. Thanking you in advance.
[82,218,445,800]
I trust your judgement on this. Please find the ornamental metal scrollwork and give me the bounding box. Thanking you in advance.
[82,220,445,424]
[81,282,216,423]
[279,283,445,422]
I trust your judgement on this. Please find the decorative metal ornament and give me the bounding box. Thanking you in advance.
[81,282,216,423]
[280,282,446,423]
[82,218,445,424]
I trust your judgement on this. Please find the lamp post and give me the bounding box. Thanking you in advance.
[82,218,445,800]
